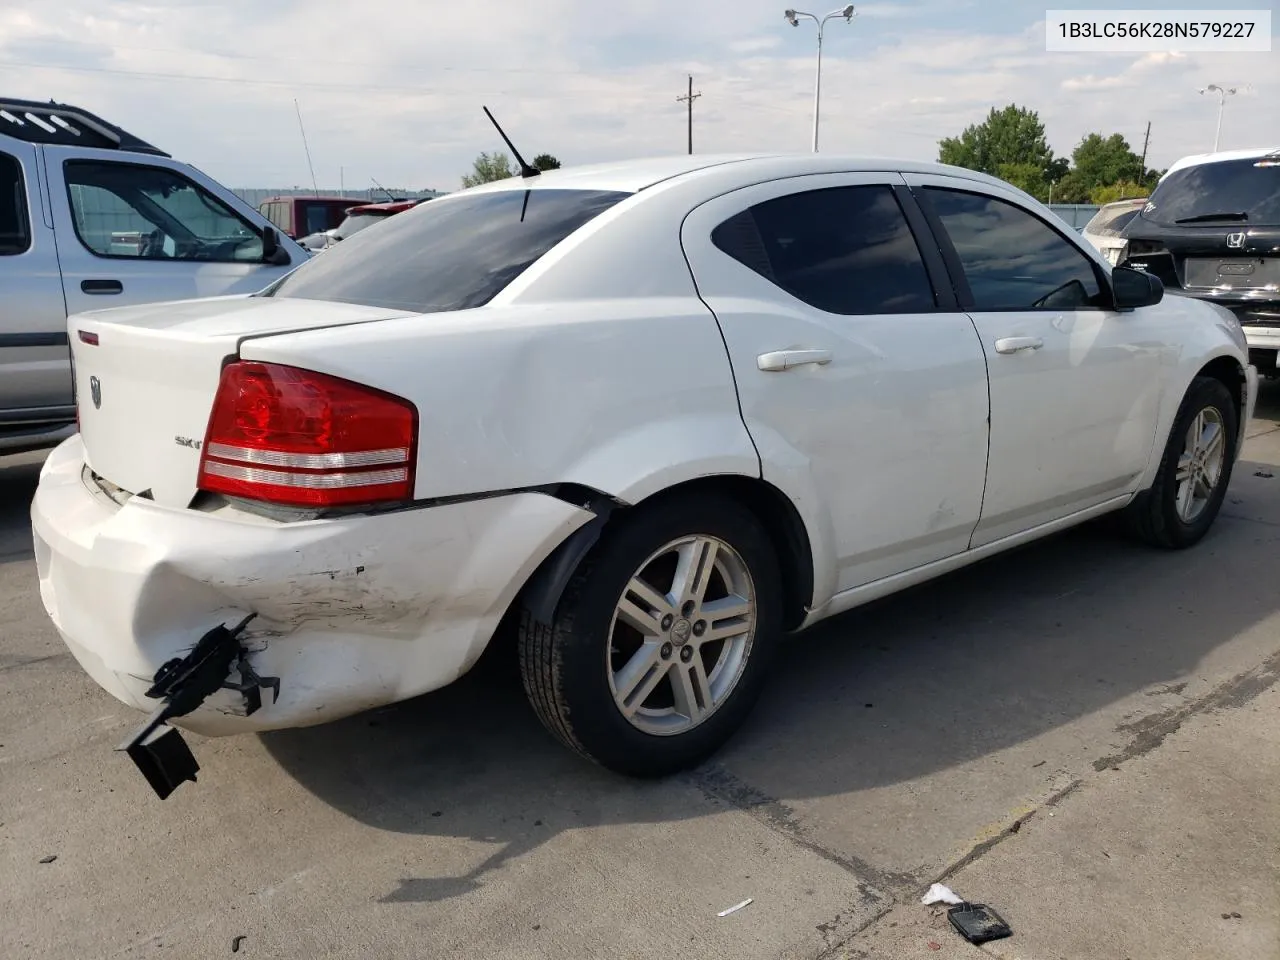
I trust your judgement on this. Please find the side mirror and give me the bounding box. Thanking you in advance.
[1112,265,1163,310]
[261,226,292,266]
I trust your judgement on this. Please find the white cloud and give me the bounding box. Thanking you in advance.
[728,37,782,54]
[1,1,1275,191]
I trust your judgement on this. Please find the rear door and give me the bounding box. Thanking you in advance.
[682,173,991,594]
[0,140,74,420]
[42,146,301,317]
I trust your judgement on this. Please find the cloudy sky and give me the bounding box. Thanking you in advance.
[1,0,1276,192]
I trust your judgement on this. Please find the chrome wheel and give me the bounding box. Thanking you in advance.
[607,535,756,736]
[1175,406,1227,523]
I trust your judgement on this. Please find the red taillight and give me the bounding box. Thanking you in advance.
[198,362,417,508]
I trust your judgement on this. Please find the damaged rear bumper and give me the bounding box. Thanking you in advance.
[31,436,593,739]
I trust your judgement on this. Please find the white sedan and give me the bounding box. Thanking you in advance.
[32,154,1258,797]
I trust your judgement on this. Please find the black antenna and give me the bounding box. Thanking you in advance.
[483,106,540,179]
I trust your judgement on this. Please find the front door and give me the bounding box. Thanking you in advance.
[907,176,1166,546]
[42,146,296,318]
[681,173,991,599]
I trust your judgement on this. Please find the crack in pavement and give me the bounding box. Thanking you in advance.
[1093,647,1280,772]
[689,765,914,903]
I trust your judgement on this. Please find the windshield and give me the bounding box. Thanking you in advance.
[1142,157,1280,226]
[265,188,630,313]
[332,212,386,240]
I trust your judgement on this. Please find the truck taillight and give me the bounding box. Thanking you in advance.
[198,361,417,508]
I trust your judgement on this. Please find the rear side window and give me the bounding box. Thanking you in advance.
[924,188,1106,311]
[266,189,630,313]
[1144,157,1280,226]
[0,151,31,255]
[711,185,936,315]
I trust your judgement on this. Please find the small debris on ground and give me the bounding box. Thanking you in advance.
[1032,760,1046,768]
[717,899,752,917]
[948,903,1013,945]
[921,883,964,906]
[38,855,57,864]
[231,935,247,953]
[927,941,942,951]
[1254,470,1274,478]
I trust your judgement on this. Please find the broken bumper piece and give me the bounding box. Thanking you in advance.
[117,614,279,799]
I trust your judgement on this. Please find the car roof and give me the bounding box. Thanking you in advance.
[260,195,362,204]
[456,152,1015,196]
[1163,146,1280,177]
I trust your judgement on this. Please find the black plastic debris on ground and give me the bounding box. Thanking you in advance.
[948,903,1012,944]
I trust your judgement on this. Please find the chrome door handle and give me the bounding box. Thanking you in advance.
[757,349,833,372]
[993,336,1044,355]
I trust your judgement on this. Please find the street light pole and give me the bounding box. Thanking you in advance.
[785,6,856,152]
[1199,84,1237,152]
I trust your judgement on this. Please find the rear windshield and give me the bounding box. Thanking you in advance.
[332,212,386,239]
[1085,203,1144,237]
[1142,157,1280,226]
[265,188,630,312]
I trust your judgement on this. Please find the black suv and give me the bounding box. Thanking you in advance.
[1120,149,1280,375]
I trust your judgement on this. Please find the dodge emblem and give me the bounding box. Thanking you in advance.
[1226,232,1246,249]
[89,375,101,410]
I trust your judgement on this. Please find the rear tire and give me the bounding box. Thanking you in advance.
[1124,376,1237,549]
[518,494,783,777]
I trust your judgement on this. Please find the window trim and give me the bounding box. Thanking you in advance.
[914,184,1115,313]
[62,159,265,263]
[710,181,952,317]
[0,149,32,257]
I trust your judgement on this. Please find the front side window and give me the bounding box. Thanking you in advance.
[711,185,936,315]
[924,188,1106,311]
[64,161,264,262]
[0,151,31,256]
[266,188,629,313]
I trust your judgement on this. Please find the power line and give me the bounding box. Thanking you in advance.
[4,35,602,77]
[675,75,702,155]
[0,58,528,94]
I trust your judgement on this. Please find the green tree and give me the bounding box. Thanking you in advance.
[1071,133,1145,192]
[531,153,561,171]
[996,162,1048,200]
[1049,170,1092,204]
[1090,180,1150,204]
[461,151,515,188]
[938,105,1061,187]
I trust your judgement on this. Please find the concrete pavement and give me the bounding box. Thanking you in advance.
[2,384,1279,960]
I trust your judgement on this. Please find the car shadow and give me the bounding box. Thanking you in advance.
[261,381,1280,904]
[0,452,44,566]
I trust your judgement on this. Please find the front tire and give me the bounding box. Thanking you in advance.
[1125,376,1238,549]
[518,494,783,777]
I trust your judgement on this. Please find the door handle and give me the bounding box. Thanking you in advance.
[81,279,123,295]
[757,349,833,372]
[993,336,1043,355]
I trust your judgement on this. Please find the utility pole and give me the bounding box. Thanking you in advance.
[676,75,701,155]
[1139,121,1151,179]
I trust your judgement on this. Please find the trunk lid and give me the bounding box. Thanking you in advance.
[70,296,413,507]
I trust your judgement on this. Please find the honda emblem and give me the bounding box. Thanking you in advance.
[1226,232,1246,249]
[89,376,101,409]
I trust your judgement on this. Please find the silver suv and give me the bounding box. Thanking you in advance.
[1,99,305,455]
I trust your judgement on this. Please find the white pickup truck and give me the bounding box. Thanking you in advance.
[0,99,305,455]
